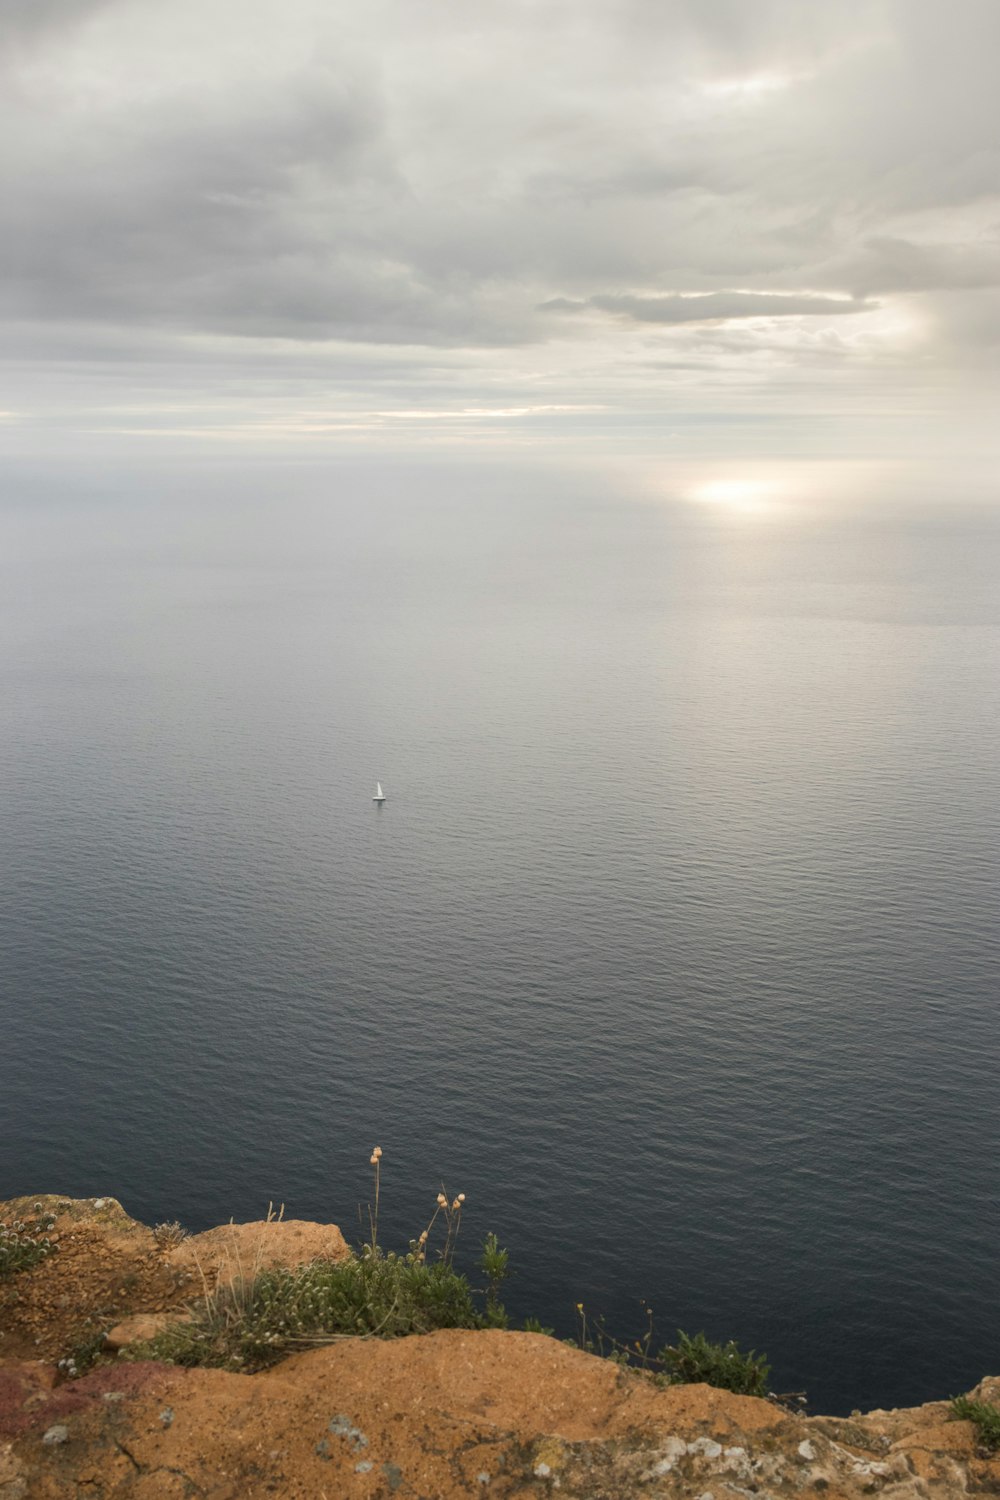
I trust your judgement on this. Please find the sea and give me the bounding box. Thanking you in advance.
[2,453,998,1415]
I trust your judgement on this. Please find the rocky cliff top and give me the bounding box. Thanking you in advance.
[2,1195,998,1498]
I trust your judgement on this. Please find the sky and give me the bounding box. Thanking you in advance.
[2,0,999,497]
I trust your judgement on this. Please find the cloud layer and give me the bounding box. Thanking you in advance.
[1,0,998,462]
[543,293,877,325]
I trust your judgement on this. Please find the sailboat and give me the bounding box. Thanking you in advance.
[373,781,386,804]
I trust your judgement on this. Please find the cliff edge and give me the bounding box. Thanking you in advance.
[2,1196,998,1499]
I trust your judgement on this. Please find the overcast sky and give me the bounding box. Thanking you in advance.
[2,0,998,491]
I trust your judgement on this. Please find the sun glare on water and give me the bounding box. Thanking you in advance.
[687,478,777,514]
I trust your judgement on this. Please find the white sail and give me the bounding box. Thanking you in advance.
[373,782,385,802]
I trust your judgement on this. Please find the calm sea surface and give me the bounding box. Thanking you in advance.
[2,458,998,1413]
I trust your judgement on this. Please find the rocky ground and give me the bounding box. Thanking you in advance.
[0,1195,350,1366]
[2,1196,998,1498]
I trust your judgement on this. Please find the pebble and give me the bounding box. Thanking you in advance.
[42,1426,69,1447]
[648,1434,688,1476]
[329,1414,368,1452]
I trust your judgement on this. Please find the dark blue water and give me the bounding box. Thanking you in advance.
[3,457,999,1414]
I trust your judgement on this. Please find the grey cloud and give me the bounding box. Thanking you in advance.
[0,0,114,43]
[615,0,878,70]
[840,237,1000,297]
[2,57,441,342]
[0,29,546,346]
[0,0,998,377]
[923,289,1000,357]
[543,292,877,325]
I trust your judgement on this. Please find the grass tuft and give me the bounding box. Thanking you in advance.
[951,1396,1000,1451]
[58,1330,106,1380]
[153,1221,188,1251]
[0,1212,56,1278]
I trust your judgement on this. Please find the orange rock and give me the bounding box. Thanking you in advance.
[172,1218,351,1289]
[103,1315,183,1352]
[3,1330,994,1499]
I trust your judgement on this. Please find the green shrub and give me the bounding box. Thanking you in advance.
[135,1251,492,1371]
[950,1396,1000,1451]
[478,1232,510,1328]
[659,1329,771,1397]
[130,1152,511,1372]
[568,1304,772,1397]
[0,1213,56,1278]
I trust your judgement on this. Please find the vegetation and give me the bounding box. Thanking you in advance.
[132,1151,510,1372]
[571,1304,771,1397]
[153,1220,188,1250]
[478,1231,510,1327]
[951,1396,1000,1451]
[136,1253,489,1370]
[122,1151,774,1398]
[0,1209,56,1278]
[58,1331,106,1380]
[661,1329,771,1397]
